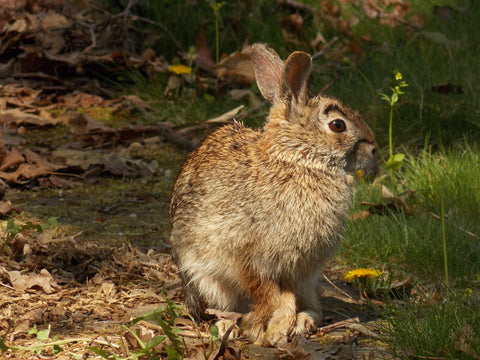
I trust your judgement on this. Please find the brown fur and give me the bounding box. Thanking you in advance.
[169,43,378,347]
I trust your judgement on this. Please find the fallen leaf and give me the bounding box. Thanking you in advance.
[282,13,304,44]
[205,309,242,323]
[213,45,255,85]
[0,198,20,216]
[195,25,215,71]
[60,92,105,108]
[0,108,61,127]
[350,210,371,221]
[275,336,311,360]
[169,64,192,75]
[50,149,106,170]
[0,149,25,171]
[39,11,71,30]
[0,267,58,294]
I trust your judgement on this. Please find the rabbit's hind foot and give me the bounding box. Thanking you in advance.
[240,311,266,345]
[241,290,297,347]
[291,310,321,336]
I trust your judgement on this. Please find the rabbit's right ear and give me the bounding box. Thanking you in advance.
[281,51,312,106]
[251,43,284,104]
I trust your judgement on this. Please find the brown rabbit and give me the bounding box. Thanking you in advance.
[169,43,377,347]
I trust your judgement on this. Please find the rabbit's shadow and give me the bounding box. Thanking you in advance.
[321,279,379,323]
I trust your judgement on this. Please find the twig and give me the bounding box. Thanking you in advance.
[312,36,339,60]
[318,317,359,333]
[129,15,184,52]
[48,172,86,181]
[323,273,354,300]
[319,76,339,93]
[87,2,184,53]
[0,281,15,290]
[175,104,259,134]
[79,21,97,54]
[236,101,268,121]
[204,105,244,124]
[158,122,198,151]
[211,323,237,360]
[347,323,381,339]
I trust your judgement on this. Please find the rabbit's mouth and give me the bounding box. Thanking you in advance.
[344,140,379,177]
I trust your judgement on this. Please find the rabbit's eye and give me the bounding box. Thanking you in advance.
[328,119,346,133]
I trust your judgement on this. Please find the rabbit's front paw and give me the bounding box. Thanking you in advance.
[291,310,321,336]
[240,312,265,344]
[263,307,296,346]
[263,325,289,347]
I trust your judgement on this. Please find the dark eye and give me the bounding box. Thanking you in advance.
[328,119,346,133]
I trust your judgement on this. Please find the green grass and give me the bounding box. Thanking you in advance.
[342,145,480,287]
[384,293,480,359]
[341,145,480,358]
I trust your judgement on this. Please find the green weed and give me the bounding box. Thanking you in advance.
[89,295,197,360]
[384,293,480,359]
[0,322,91,358]
[0,217,58,255]
[379,69,408,179]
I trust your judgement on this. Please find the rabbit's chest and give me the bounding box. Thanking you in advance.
[252,172,351,248]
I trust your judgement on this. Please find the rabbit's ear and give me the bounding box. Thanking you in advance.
[251,43,284,104]
[281,51,312,105]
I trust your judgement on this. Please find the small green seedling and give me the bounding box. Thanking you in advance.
[379,70,409,179]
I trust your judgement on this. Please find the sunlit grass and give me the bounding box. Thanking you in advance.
[383,293,480,359]
[343,145,480,287]
[341,144,480,357]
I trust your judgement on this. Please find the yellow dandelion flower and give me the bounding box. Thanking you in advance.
[169,64,192,75]
[343,268,382,282]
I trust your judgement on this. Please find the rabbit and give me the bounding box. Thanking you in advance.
[169,43,378,347]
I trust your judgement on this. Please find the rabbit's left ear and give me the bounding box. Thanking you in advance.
[281,51,312,106]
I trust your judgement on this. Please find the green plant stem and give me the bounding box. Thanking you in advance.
[440,192,449,293]
[388,105,394,180]
[215,9,220,63]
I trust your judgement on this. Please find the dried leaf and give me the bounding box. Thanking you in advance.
[213,45,255,85]
[195,25,215,71]
[61,92,105,108]
[50,149,106,170]
[350,210,371,221]
[0,267,58,294]
[0,149,25,171]
[0,108,61,127]
[39,11,71,30]
[205,309,242,323]
[0,198,21,216]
